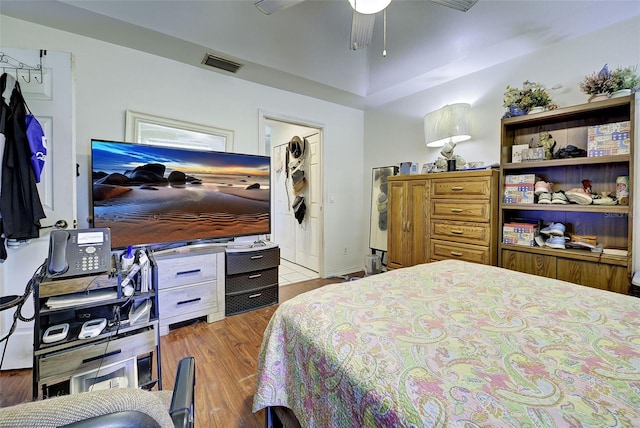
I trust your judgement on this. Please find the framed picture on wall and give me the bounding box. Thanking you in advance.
[369,166,398,252]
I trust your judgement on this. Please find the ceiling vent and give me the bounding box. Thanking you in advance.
[201,53,243,73]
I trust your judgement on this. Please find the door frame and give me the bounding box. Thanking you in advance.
[258,110,325,278]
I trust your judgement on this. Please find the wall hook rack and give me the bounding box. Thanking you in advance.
[0,49,46,84]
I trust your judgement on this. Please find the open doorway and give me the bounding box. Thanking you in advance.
[260,112,323,283]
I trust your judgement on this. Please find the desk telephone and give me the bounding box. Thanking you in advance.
[47,228,112,279]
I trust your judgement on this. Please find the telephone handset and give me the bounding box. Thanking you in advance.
[46,228,112,279]
[48,231,70,275]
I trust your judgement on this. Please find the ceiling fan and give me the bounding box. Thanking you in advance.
[254,0,478,53]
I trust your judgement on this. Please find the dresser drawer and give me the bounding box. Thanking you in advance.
[226,285,278,316]
[159,281,218,320]
[431,178,491,199]
[38,328,155,384]
[226,247,280,275]
[431,201,490,222]
[155,252,218,290]
[431,240,490,264]
[431,220,491,246]
[226,267,278,294]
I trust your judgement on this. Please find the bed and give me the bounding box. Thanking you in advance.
[253,260,640,427]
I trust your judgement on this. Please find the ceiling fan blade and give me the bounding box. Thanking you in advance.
[429,0,478,12]
[350,11,376,50]
[254,0,306,15]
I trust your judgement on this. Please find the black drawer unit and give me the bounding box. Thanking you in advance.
[225,267,278,294]
[225,245,279,316]
[226,247,280,275]
[226,286,279,317]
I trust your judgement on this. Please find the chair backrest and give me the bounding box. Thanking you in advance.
[170,356,196,428]
[61,411,161,428]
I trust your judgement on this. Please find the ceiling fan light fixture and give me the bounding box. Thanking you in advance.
[348,0,391,15]
[429,0,478,12]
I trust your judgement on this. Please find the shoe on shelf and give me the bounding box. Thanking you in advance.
[537,192,552,204]
[535,235,545,247]
[591,194,617,205]
[592,196,617,205]
[551,191,569,204]
[567,234,597,249]
[545,236,568,249]
[540,222,566,236]
[534,181,552,195]
[565,188,593,205]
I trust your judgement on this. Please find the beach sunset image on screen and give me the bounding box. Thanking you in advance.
[91,140,270,249]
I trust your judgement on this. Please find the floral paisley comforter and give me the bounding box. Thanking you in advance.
[253,260,640,427]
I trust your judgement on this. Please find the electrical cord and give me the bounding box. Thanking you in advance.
[83,306,122,394]
[0,260,46,371]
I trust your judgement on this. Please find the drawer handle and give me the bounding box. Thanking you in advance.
[450,208,464,213]
[250,255,264,260]
[83,349,121,364]
[248,293,262,299]
[451,186,464,191]
[450,251,464,257]
[176,269,201,276]
[248,274,262,279]
[177,298,201,305]
[450,229,464,234]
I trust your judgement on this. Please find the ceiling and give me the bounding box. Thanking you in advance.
[1,0,638,109]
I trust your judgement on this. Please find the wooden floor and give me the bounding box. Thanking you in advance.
[0,275,353,427]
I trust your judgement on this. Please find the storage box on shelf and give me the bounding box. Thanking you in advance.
[33,248,161,399]
[225,244,279,316]
[587,121,631,157]
[153,246,225,336]
[502,222,539,246]
[498,94,634,294]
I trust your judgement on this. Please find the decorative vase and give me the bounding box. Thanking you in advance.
[527,106,546,115]
[611,89,632,98]
[508,105,526,117]
[589,93,609,102]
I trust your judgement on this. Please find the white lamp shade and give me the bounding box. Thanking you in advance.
[424,103,472,147]
[348,0,392,14]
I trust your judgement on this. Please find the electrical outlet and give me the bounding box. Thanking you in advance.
[343,247,347,255]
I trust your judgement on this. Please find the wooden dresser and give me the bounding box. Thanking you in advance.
[388,169,499,268]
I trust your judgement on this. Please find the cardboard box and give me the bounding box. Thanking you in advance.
[504,174,537,185]
[503,222,538,233]
[503,183,534,204]
[399,162,419,175]
[587,121,631,156]
[502,230,537,246]
[511,144,529,163]
[502,223,538,246]
[521,147,545,161]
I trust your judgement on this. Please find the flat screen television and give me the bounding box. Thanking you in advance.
[90,139,270,249]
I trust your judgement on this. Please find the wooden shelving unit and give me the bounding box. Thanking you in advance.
[498,94,635,294]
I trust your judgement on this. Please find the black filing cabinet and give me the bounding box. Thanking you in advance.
[225,245,279,315]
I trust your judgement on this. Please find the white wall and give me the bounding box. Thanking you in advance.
[0,14,365,277]
[363,16,640,271]
[3,14,640,276]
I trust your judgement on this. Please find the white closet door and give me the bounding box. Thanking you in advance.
[272,143,295,262]
[0,48,75,370]
[296,133,320,272]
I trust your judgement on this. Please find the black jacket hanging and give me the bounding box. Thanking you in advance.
[0,74,46,246]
